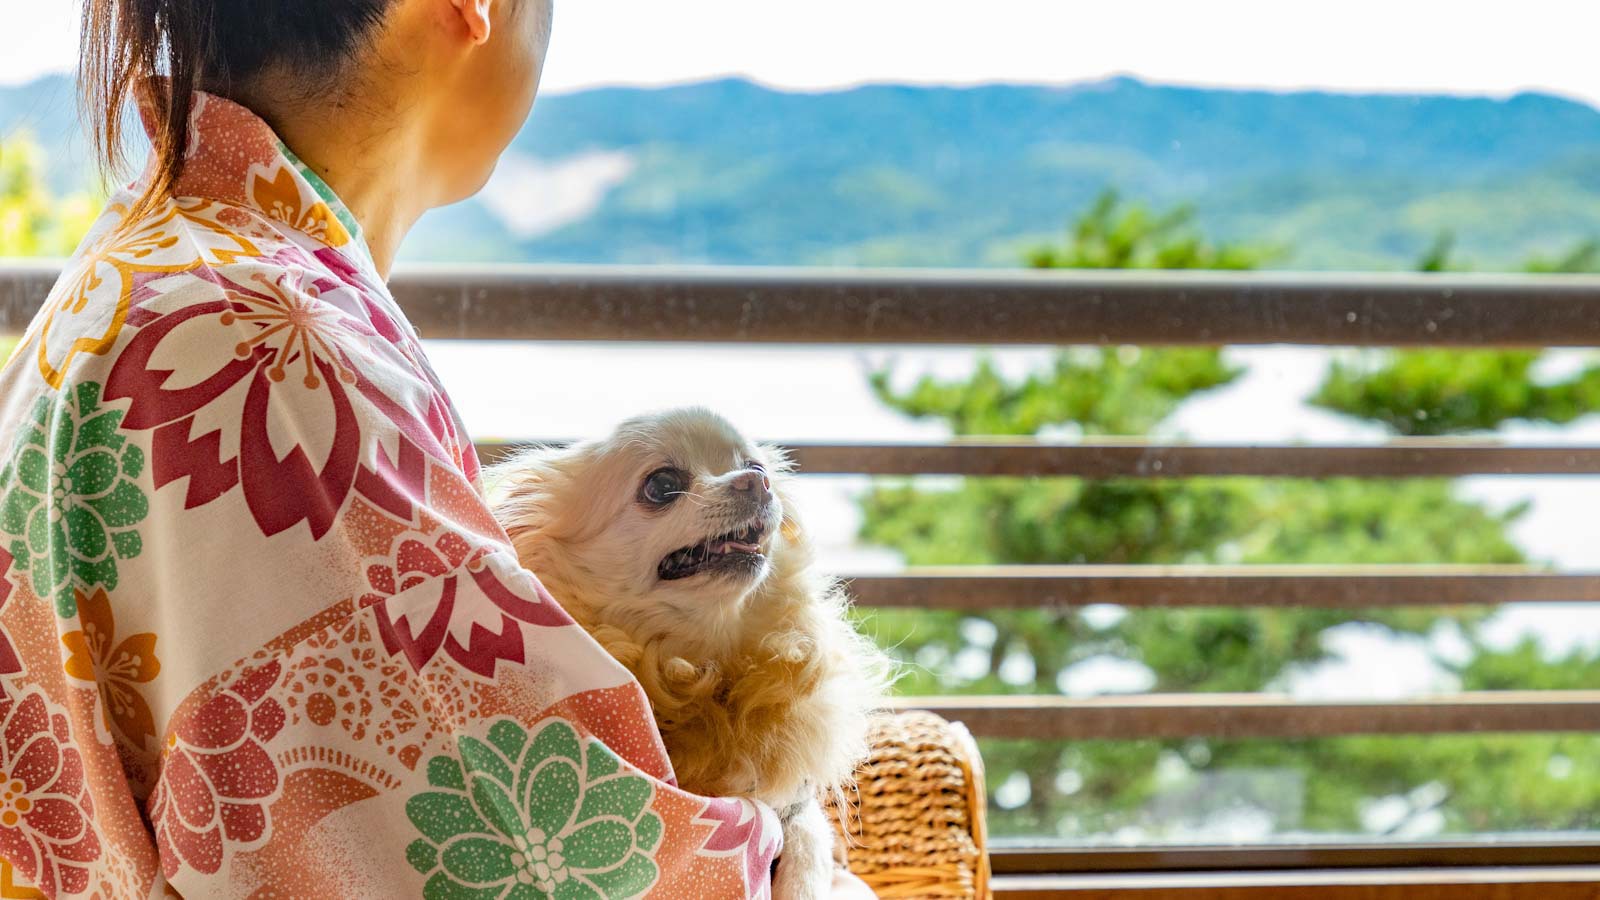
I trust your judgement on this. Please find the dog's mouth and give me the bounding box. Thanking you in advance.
[657,520,771,582]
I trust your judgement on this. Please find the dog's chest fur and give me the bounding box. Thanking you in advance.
[591,598,858,809]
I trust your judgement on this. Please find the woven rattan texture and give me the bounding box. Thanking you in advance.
[824,711,991,899]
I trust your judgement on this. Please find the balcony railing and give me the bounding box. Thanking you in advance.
[6,262,1600,897]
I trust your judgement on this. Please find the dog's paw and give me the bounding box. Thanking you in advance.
[771,854,832,900]
[771,799,836,900]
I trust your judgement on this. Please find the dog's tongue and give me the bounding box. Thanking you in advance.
[718,541,761,555]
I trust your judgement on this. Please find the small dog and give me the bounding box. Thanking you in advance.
[489,408,891,899]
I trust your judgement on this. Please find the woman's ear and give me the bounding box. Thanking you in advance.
[449,0,494,44]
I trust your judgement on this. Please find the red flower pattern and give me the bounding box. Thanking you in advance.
[0,689,101,897]
[360,534,573,678]
[106,273,365,539]
[106,262,477,541]
[0,547,20,676]
[148,660,286,880]
[696,797,782,900]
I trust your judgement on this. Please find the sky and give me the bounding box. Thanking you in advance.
[7,0,1600,107]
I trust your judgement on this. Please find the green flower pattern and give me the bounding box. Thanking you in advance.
[406,717,664,900]
[0,381,149,617]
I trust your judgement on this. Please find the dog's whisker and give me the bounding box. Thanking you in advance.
[667,489,712,509]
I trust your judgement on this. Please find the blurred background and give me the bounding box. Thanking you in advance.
[6,0,1600,851]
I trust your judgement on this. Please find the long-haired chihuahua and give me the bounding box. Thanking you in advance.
[489,408,891,899]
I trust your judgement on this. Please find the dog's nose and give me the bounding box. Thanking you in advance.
[730,470,770,493]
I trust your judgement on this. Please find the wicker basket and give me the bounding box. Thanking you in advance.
[823,711,992,899]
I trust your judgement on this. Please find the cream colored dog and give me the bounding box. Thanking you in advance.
[489,408,890,899]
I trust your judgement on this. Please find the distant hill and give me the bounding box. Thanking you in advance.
[7,73,1600,270]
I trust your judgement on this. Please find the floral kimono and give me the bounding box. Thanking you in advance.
[0,92,779,898]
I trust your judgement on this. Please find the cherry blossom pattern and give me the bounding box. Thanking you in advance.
[147,661,286,880]
[0,688,103,897]
[105,261,475,542]
[360,538,573,679]
[694,798,783,900]
[0,382,149,618]
[278,143,364,250]
[60,587,161,751]
[405,717,662,900]
[105,268,368,540]
[14,201,207,392]
[221,271,362,391]
[248,161,351,249]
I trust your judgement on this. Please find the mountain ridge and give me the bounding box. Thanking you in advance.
[6,73,1600,270]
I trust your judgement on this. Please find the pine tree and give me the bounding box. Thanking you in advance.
[859,191,1600,838]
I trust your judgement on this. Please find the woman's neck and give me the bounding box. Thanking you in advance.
[238,80,435,278]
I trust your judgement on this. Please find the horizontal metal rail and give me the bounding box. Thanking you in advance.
[990,843,1600,875]
[847,566,1600,609]
[8,262,1600,346]
[0,263,55,331]
[993,867,1600,899]
[894,692,1600,740]
[476,439,1600,477]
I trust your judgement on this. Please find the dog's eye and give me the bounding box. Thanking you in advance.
[746,460,765,475]
[640,468,687,506]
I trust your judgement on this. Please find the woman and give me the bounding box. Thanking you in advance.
[0,1,872,896]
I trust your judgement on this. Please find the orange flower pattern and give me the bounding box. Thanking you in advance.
[248,163,352,248]
[0,90,780,896]
[60,588,161,751]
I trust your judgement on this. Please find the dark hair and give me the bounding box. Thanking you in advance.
[79,0,392,208]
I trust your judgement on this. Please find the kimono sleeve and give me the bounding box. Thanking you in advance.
[81,270,783,897]
[146,552,782,899]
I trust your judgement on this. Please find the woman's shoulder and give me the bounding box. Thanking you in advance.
[30,194,284,344]
[15,190,407,394]
[10,186,483,501]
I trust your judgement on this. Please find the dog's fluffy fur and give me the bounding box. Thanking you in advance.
[489,409,890,863]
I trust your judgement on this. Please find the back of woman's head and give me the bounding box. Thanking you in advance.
[80,0,392,204]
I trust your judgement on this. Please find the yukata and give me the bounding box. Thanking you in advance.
[0,91,779,898]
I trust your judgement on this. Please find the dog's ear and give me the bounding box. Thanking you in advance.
[488,447,602,619]
[487,445,577,538]
[492,440,639,549]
